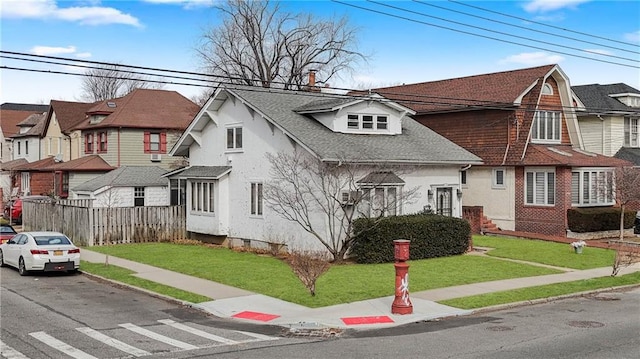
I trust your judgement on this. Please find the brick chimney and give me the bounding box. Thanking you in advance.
[308,70,316,87]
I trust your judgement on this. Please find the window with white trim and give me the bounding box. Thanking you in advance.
[532,111,561,142]
[571,168,615,206]
[492,168,505,188]
[250,182,263,216]
[361,186,401,217]
[541,83,553,95]
[624,117,639,147]
[134,187,145,207]
[226,126,243,150]
[525,168,555,205]
[346,114,389,131]
[191,181,215,213]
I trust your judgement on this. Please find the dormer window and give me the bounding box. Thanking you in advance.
[542,83,553,95]
[532,111,561,143]
[347,114,389,131]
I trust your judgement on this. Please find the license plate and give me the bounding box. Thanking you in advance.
[53,250,63,256]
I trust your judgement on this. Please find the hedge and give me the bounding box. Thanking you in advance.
[567,207,636,233]
[350,214,471,264]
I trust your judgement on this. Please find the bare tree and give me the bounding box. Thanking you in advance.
[80,64,164,102]
[197,0,367,90]
[614,166,640,241]
[288,250,331,296]
[264,150,420,263]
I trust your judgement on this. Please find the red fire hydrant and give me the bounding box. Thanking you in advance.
[391,239,413,314]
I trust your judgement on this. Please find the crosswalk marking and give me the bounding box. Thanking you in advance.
[158,319,239,345]
[29,332,98,359]
[76,327,151,357]
[118,323,199,350]
[235,330,279,341]
[0,339,30,359]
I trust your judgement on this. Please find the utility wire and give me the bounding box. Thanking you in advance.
[448,0,640,48]
[367,0,638,63]
[330,0,639,69]
[413,0,639,55]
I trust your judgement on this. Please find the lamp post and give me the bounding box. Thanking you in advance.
[391,239,413,314]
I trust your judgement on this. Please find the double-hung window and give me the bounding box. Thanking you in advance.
[250,182,263,216]
[98,131,108,153]
[492,168,505,188]
[624,117,639,147]
[144,132,166,153]
[361,186,400,217]
[571,168,614,206]
[191,181,215,213]
[532,111,561,142]
[346,114,389,131]
[226,126,243,150]
[525,168,555,206]
[85,133,94,154]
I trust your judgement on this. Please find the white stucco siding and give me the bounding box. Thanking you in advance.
[145,186,169,206]
[91,185,168,207]
[310,101,404,135]
[463,167,515,231]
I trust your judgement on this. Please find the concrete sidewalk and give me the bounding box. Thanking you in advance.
[80,249,640,331]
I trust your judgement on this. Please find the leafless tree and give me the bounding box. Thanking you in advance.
[287,250,331,296]
[613,166,640,241]
[197,0,367,90]
[80,64,164,102]
[264,150,420,263]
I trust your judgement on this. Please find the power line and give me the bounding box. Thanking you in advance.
[412,0,639,55]
[448,0,639,48]
[366,0,638,63]
[331,0,638,69]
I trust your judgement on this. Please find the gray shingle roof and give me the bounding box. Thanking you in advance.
[73,166,168,192]
[357,171,405,184]
[227,86,482,165]
[615,147,640,166]
[572,83,640,113]
[166,166,232,179]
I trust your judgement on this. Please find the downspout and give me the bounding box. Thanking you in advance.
[596,114,605,155]
[117,127,121,167]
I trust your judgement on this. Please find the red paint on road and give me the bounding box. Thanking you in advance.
[341,316,394,325]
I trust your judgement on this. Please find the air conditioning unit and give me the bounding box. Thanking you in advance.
[341,190,360,206]
[150,153,162,162]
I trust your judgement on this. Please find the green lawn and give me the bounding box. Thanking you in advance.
[86,242,561,307]
[472,235,616,269]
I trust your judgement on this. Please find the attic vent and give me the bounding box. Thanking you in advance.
[548,147,572,157]
[107,102,116,108]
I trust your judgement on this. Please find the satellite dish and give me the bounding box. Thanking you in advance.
[54,154,63,162]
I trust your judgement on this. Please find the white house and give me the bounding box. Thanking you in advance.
[170,85,482,251]
[72,166,169,207]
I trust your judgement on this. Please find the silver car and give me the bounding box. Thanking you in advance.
[0,231,80,275]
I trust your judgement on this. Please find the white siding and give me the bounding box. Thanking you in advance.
[91,186,168,207]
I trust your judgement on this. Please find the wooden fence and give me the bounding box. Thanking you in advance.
[22,201,186,246]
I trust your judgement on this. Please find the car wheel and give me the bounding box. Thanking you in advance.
[0,250,5,267]
[18,257,29,276]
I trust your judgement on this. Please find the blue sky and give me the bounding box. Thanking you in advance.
[1,0,638,104]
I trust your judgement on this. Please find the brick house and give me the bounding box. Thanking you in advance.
[371,64,632,237]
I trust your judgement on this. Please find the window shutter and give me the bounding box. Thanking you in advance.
[160,132,167,153]
[144,131,150,152]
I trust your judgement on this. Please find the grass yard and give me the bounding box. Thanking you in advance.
[440,271,640,309]
[86,243,561,307]
[472,235,616,269]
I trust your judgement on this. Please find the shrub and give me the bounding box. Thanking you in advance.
[351,214,471,263]
[567,207,636,233]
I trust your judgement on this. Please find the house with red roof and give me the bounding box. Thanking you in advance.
[371,64,632,237]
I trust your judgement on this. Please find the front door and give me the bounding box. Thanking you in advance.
[436,187,452,216]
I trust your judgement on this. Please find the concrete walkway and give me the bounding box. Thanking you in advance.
[79,249,640,330]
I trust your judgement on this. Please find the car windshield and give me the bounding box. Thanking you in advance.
[34,236,72,245]
[0,226,16,234]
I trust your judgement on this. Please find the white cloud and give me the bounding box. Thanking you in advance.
[75,52,92,58]
[523,0,590,13]
[0,0,141,27]
[30,45,77,55]
[624,30,640,43]
[499,52,565,66]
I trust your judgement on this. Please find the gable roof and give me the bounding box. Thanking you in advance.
[175,86,482,165]
[522,145,632,167]
[11,113,47,138]
[367,64,557,114]
[73,166,168,192]
[11,155,115,172]
[0,109,45,138]
[0,103,48,112]
[0,158,28,171]
[46,100,97,133]
[165,165,232,179]
[572,83,640,114]
[74,89,199,131]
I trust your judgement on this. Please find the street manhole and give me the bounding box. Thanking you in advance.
[486,325,515,332]
[567,321,605,328]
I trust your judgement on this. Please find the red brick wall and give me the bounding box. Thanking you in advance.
[515,166,572,236]
[462,206,484,234]
[29,172,55,196]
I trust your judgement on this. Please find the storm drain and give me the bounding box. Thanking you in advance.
[567,321,605,328]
